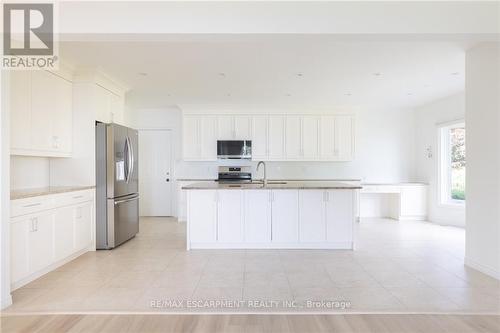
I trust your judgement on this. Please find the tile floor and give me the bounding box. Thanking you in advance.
[4,217,500,314]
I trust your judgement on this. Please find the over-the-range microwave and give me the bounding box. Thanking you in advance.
[217,140,252,159]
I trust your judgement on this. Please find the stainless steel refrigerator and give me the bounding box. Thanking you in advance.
[96,123,139,249]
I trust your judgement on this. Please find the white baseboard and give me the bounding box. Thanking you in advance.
[465,257,500,280]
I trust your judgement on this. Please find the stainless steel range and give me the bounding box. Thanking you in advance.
[217,166,252,183]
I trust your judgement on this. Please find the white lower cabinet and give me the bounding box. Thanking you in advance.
[326,190,354,243]
[244,190,271,243]
[54,206,75,261]
[188,190,217,243]
[10,190,95,290]
[299,190,326,242]
[271,190,299,242]
[217,190,243,243]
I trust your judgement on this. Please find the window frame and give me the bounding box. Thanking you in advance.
[437,119,466,207]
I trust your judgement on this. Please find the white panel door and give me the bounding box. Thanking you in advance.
[200,116,217,160]
[30,71,56,151]
[10,71,31,151]
[285,116,302,159]
[251,116,268,160]
[54,206,75,261]
[325,190,353,244]
[74,203,93,251]
[139,130,172,216]
[217,115,234,139]
[234,115,252,139]
[188,190,217,243]
[183,116,200,159]
[28,211,54,273]
[217,190,243,243]
[299,190,326,242]
[272,190,299,243]
[268,115,285,160]
[302,116,319,159]
[10,219,30,283]
[335,116,354,161]
[51,74,73,153]
[244,190,271,242]
[320,115,336,160]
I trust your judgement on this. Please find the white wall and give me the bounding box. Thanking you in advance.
[10,156,50,190]
[127,105,417,217]
[414,93,466,227]
[465,43,500,279]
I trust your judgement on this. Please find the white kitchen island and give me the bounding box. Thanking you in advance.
[183,181,361,250]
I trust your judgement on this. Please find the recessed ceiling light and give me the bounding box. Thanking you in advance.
[424,84,431,88]
[219,73,226,78]
[407,92,413,96]
[138,72,148,76]
[373,72,383,77]
[344,93,352,96]
[226,93,231,97]
[286,93,292,97]
[296,73,304,78]
[451,72,460,76]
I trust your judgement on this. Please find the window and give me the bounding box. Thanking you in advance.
[439,121,466,205]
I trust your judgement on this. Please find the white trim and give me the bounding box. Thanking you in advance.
[465,257,500,280]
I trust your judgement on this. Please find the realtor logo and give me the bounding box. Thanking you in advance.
[2,2,58,69]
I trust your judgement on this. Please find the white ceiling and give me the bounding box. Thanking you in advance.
[60,37,467,110]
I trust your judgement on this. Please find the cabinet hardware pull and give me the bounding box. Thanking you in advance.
[23,203,41,208]
[73,195,84,199]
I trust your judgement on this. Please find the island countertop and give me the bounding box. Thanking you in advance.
[182,181,362,190]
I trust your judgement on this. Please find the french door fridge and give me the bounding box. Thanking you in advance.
[96,122,139,249]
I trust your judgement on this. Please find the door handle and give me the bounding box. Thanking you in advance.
[114,196,140,205]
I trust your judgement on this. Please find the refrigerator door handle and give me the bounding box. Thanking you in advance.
[128,136,135,182]
[114,195,140,205]
[124,137,130,183]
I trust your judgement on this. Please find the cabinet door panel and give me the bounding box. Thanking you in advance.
[183,116,200,159]
[75,203,93,251]
[54,206,75,261]
[200,116,217,160]
[217,115,234,139]
[234,116,252,139]
[320,116,336,159]
[11,219,30,283]
[299,190,326,242]
[326,190,353,244]
[110,93,124,125]
[285,116,302,159]
[268,116,285,160]
[335,116,354,161]
[10,71,32,150]
[244,190,271,242]
[95,85,111,123]
[217,190,243,243]
[188,190,217,243]
[51,74,73,153]
[251,116,268,160]
[28,212,54,273]
[272,190,299,242]
[302,116,319,159]
[31,71,55,151]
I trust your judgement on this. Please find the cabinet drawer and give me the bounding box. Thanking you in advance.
[53,190,94,207]
[11,197,54,217]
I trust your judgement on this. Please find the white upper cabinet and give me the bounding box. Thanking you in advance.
[268,115,285,160]
[182,115,217,161]
[95,85,125,126]
[251,115,268,160]
[334,115,354,161]
[183,112,354,162]
[217,115,234,139]
[320,115,336,160]
[234,115,252,139]
[11,70,73,157]
[182,115,200,159]
[10,72,31,151]
[217,115,252,140]
[200,116,218,160]
[301,116,319,160]
[285,115,302,159]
